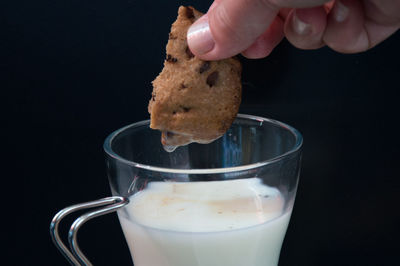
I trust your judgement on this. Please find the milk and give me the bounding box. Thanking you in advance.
[118,178,292,266]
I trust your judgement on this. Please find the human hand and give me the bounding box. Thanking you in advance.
[187,0,400,60]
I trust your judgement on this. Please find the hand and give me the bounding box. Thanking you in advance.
[187,0,400,60]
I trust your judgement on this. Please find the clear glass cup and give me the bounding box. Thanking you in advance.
[51,114,302,266]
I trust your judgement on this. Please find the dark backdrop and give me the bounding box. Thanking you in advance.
[4,0,399,265]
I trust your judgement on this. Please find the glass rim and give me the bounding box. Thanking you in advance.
[103,114,303,174]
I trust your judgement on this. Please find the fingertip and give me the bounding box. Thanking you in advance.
[189,0,225,57]
[187,12,238,61]
[323,0,370,53]
[189,0,279,60]
[284,6,327,50]
[241,16,284,59]
[241,44,273,59]
[187,15,216,57]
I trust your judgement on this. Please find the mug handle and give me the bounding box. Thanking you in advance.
[50,196,129,266]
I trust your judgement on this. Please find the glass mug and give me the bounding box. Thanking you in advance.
[50,114,303,266]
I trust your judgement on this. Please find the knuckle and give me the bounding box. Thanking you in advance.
[366,0,400,25]
[267,0,330,9]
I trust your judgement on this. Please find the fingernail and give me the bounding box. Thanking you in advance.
[292,10,311,35]
[334,1,349,22]
[187,15,215,55]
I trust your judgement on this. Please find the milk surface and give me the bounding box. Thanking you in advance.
[118,178,292,266]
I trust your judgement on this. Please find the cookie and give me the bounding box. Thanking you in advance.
[148,6,242,151]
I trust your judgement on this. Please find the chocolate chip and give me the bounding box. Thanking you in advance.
[185,6,195,20]
[166,54,178,63]
[199,61,210,73]
[180,83,187,90]
[180,105,191,112]
[206,71,219,87]
[185,46,194,59]
[169,33,177,40]
[151,93,156,101]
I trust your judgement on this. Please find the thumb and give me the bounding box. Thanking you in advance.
[187,0,280,60]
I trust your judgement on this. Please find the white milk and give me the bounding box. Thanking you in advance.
[118,178,292,266]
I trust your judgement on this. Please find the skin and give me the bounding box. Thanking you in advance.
[187,0,400,60]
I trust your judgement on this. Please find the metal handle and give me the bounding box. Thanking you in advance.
[50,196,129,266]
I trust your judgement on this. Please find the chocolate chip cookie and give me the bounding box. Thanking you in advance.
[148,6,242,151]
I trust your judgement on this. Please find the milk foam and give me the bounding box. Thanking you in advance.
[124,178,284,232]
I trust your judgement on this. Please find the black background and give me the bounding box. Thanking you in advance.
[4,0,400,265]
